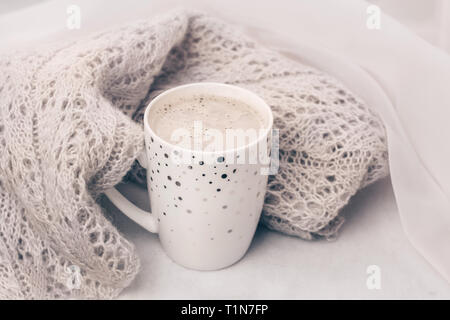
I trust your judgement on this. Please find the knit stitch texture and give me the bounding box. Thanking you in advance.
[0,10,388,299]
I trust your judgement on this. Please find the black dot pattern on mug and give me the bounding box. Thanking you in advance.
[146,135,268,245]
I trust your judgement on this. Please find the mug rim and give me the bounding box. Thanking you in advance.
[143,82,274,155]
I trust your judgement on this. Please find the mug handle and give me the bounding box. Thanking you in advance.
[104,152,159,233]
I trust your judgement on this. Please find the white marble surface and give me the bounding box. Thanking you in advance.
[101,178,450,299]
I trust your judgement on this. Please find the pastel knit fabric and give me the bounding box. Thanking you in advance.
[0,10,388,299]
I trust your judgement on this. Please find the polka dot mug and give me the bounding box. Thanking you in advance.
[105,83,274,270]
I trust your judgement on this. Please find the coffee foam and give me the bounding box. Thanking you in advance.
[148,94,266,151]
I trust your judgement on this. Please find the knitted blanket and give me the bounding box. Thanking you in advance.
[0,10,388,299]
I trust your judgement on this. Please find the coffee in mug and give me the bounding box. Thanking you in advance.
[105,82,274,270]
[148,94,266,151]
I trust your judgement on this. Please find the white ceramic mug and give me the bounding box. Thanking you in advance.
[105,82,273,270]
